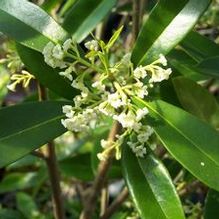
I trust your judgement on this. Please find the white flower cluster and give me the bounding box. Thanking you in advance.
[43,33,172,160]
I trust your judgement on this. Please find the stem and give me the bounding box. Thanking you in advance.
[100,188,129,219]
[100,183,109,217]
[68,53,104,73]
[45,142,66,219]
[37,83,65,219]
[80,122,121,219]
[132,0,141,42]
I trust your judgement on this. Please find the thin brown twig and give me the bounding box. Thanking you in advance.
[31,150,46,160]
[80,122,121,219]
[100,187,129,219]
[100,183,109,217]
[37,83,65,219]
[45,142,65,219]
[132,0,141,43]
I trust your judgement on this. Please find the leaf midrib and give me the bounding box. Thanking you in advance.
[136,98,219,168]
[0,115,64,142]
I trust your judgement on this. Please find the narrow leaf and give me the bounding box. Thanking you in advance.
[122,146,185,219]
[0,101,68,167]
[204,189,219,219]
[63,0,117,42]
[0,0,68,52]
[173,76,219,128]
[181,31,219,61]
[133,97,219,191]
[132,0,211,65]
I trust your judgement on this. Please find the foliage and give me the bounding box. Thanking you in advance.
[0,0,218,218]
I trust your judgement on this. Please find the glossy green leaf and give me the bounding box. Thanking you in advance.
[0,101,68,167]
[132,0,211,65]
[133,97,219,191]
[173,76,219,128]
[122,146,185,219]
[181,31,219,61]
[60,154,94,181]
[204,189,219,219]
[16,44,78,100]
[63,0,117,42]
[0,0,68,52]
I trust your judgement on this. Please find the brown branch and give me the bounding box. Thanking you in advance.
[100,183,109,217]
[37,83,65,219]
[100,187,129,219]
[45,142,65,219]
[132,0,141,43]
[80,122,121,219]
[31,150,46,160]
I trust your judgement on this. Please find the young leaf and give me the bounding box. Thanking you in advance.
[63,0,117,42]
[133,97,219,191]
[173,76,219,128]
[105,26,123,51]
[122,146,185,219]
[0,0,68,52]
[0,101,68,167]
[131,0,211,65]
[204,189,219,219]
[16,44,78,100]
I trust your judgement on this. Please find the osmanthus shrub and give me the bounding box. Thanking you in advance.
[0,0,219,218]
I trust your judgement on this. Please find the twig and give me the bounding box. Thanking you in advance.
[100,183,109,217]
[37,83,65,219]
[80,122,121,219]
[100,187,129,219]
[132,0,141,43]
[45,142,65,219]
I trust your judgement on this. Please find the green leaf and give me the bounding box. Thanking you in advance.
[41,0,63,13]
[16,44,78,100]
[60,153,94,181]
[133,97,219,191]
[173,76,219,128]
[16,192,45,219]
[105,26,123,51]
[122,146,184,219]
[131,0,211,65]
[204,189,219,219]
[0,0,68,52]
[195,56,219,79]
[0,209,23,219]
[0,172,42,193]
[181,31,219,61]
[0,101,68,167]
[63,0,117,42]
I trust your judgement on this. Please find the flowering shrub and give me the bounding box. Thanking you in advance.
[0,0,219,219]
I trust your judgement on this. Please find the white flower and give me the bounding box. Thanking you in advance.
[149,68,172,83]
[134,82,148,98]
[92,81,105,91]
[136,107,149,121]
[159,54,167,66]
[63,39,72,52]
[133,65,147,79]
[62,105,74,118]
[101,139,112,148]
[98,101,115,116]
[85,40,99,51]
[137,126,154,143]
[113,111,137,129]
[108,92,127,109]
[52,44,64,60]
[59,66,74,81]
[97,152,107,161]
[133,145,147,158]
